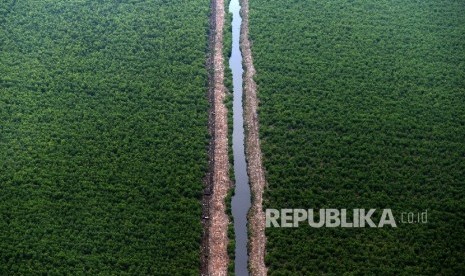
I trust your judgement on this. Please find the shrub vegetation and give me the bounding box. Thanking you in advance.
[249,0,465,274]
[0,0,210,274]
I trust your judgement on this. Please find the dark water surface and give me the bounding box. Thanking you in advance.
[229,0,251,275]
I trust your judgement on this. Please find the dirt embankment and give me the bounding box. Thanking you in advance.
[201,0,231,275]
[240,0,267,275]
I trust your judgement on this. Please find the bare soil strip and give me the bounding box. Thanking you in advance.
[240,0,268,275]
[202,0,231,275]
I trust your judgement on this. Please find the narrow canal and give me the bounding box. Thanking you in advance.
[229,0,251,274]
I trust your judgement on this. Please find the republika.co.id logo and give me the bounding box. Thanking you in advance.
[266,209,428,228]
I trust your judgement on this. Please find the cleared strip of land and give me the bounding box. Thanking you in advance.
[240,0,267,274]
[204,0,231,274]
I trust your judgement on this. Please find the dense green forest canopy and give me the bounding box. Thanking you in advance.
[249,0,465,274]
[0,0,210,274]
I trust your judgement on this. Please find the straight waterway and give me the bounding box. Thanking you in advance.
[229,0,251,275]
